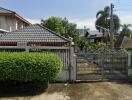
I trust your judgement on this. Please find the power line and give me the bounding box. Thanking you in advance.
[114,0,132,4]
[114,0,132,7]
[113,0,132,13]
[113,0,120,5]
[115,8,132,11]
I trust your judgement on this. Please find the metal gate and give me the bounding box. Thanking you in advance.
[76,49,128,81]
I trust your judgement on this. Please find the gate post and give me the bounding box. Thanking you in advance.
[25,46,29,52]
[70,45,77,81]
[128,53,132,76]
[68,37,77,82]
[128,53,131,67]
[101,52,104,81]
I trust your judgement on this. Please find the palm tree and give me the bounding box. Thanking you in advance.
[95,6,120,33]
[120,24,132,38]
[115,24,132,47]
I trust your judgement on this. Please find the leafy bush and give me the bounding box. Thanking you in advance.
[0,52,63,82]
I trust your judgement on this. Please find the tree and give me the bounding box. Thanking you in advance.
[41,17,79,44]
[115,24,132,47]
[120,24,132,38]
[95,6,120,33]
[77,36,89,51]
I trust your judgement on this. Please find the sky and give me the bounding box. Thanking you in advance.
[0,0,132,30]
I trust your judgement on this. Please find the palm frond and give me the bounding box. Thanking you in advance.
[96,11,104,18]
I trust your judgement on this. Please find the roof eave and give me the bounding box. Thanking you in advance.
[0,40,68,43]
[14,13,32,25]
[37,24,71,42]
[0,13,31,25]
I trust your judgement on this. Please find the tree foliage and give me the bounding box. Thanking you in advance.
[77,36,106,51]
[77,36,89,51]
[120,24,132,38]
[0,52,63,82]
[95,6,120,33]
[41,17,79,44]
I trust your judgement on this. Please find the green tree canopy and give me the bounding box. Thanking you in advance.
[95,6,120,33]
[41,17,79,44]
[120,24,132,38]
[77,36,89,51]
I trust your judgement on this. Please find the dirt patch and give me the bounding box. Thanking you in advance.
[0,82,132,100]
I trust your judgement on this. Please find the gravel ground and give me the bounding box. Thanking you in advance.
[0,82,132,100]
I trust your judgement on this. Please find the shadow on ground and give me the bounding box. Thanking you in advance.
[0,82,47,98]
[0,80,132,100]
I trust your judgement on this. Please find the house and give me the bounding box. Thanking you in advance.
[115,30,132,49]
[0,24,70,47]
[115,36,132,49]
[84,30,108,43]
[78,28,89,36]
[0,7,31,32]
[0,24,76,81]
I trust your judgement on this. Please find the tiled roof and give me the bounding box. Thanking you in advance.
[88,31,103,35]
[0,7,14,13]
[120,36,132,48]
[0,24,70,43]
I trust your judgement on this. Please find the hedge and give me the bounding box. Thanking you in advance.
[0,52,63,82]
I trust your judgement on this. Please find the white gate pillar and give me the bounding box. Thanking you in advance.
[25,46,29,52]
[128,53,132,76]
[68,37,76,81]
[70,46,76,81]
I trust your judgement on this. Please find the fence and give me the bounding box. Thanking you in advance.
[0,24,78,82]
[76,48,129,81]
[0,45,77,82]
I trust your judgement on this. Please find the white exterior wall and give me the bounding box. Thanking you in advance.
[0,16,27,32]
[0,16,6,30]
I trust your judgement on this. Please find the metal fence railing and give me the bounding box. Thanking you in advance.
[0,46,70,70]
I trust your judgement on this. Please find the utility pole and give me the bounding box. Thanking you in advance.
[110,3,114,49]
[110,3,114,74]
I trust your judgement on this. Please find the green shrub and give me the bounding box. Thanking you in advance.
[0,52,63,82]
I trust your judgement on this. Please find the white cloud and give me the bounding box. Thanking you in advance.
[26,18,96,30]
[26,18,40,24]
[26,15,132,30]
[70,15,132,30]
[70,18,96,30]
[120,15,132,29]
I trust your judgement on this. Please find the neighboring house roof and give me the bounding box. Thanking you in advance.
[0,7,14,13]
[78,29,89,36]
[87,31,103,35]
[0,7,31,25]
[0,24,70,43]
[85,31,103,39]
[119,36,132,49]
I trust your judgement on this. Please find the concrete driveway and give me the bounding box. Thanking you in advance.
[0,82,132,100]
